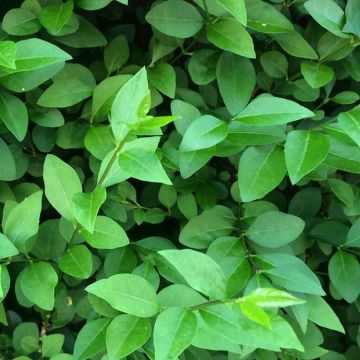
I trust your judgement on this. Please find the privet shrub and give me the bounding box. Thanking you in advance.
[0,0,360,359]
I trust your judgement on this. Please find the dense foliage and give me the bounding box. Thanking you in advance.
[0,0,360,359]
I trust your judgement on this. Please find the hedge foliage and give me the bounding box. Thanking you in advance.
[0,0,360,359]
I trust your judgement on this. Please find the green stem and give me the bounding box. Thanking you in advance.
[190,299,228,311]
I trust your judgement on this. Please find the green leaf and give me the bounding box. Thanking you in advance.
[8,38,72,72]
[238,302,271,329]
[92,75,131,121]
[241,288,305,307]
[0,138,16,181]
[245,211,305,248]
[106,315,151,360]
[346,218,360,248]
[305,294,344,333]
[0,233,19,259]
[43,154,82,221]
[235,96,314,125]
[104,35,129,74]
[110,67,149,141]
[0,41,16,69]
[82,216,129,249]
[272,32,318,59]
[118,148,171,185]
[260,50,288,79]
[73,318,111,360]
[55,16,107,48]
[148,62,176,98]
[328,178,354,208]
[179,205,235,249]
[332,91,360,105]
[246,0,294,33]
[37,79,93,108]
[227,122,286,146]
[338,106,360,147]
[41,334,65,358]
[304,0,347,38]
[259,253,325,295]
[19,262,58,311]
[39,0,74,35]
[86,274,160,317]
[343,0,360,38]
[216,52,256,115]
[238,145,287,202]
[0,91,29,141]
[215,0,247,25]
[180,115,228,152]
[207,19,255,58]
[154,307,197,360]
[2,8,41,36]
[72,187,106,233]
[284,130,330,184]
[59,245,93,279]
[158,249,227,299]
[301,61,334,88]
[145,0,203,39]
[4,191,43,252]
[328,250,360,303]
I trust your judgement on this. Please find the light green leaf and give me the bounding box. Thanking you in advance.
[0,233,19,259]
[332,91,360,105]
[73,318,111,360]
[304,0,347,38]
[43,154,82,221]
[2,8,41,36]
[106,315,151,360]
[180,115,228,152]
[301,61,334,88]
[240,288,305,308]
[246,211,305,248]
[215,0,246,25]
[0,91,29,141]
[179,205,235,249]
[86,273,160,317]
[158,249,227,299]
[238,302,271,329]
[235,96,314,125]
[72,187,106,233]
[39,0,74,35]
[328,178,354,208]
[59,245,93,279]
[338,106,360,147]
[216,53,256,115]
[328,250,360,303]
[246,0,294,33]
[207,19,255,58]
[154,307,197,360]
[179,148,215,179]
[0,41,16,69]
[260,253,325,295]
[110,67,149,141]
[145,0,203,38]
[82,216,129,249]
[19,262,58,311]
[118,148,171,185]
[343,0,360,37]
[148,62,176,98]
[238,145,287,202]
[104,35,129,74]
[0,138,16,181]
[284,130,330,184]
[4,191,42,252]
[272,32,318,59]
